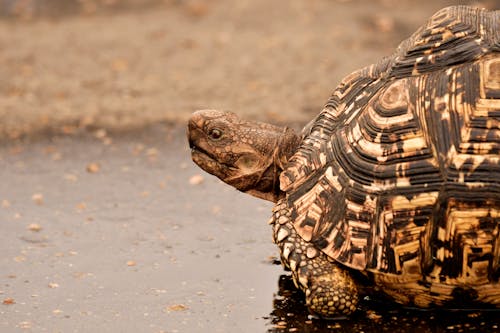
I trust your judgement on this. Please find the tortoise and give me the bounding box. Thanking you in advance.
[187,6,500,317]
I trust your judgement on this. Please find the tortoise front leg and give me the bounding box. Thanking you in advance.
[304,255,359,318]
[270,200,359,318]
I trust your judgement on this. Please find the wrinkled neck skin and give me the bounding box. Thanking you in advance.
[187,110,301,202]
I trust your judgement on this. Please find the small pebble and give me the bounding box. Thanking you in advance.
[32,193,43,205]
[86,162,100,173]
[27,223,42,232]
[165,304,188,312]
[189,174,204,185]
[2,298,15,305]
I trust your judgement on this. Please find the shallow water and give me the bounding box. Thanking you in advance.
[268,274,500,333]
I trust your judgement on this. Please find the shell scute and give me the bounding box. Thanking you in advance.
[282,5,500,287]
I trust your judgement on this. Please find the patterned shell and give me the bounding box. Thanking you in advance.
[280,6,500,283]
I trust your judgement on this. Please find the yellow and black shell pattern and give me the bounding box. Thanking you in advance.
[280,6,499,302]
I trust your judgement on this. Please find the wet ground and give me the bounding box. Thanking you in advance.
[1,0,500,332]
[2,127,500,333]
[1,126,278,332]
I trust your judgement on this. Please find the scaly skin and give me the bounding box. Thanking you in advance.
[187,110,300,202]
[188,6,500,317]
[188,110,359,317]
[270,199,358,317]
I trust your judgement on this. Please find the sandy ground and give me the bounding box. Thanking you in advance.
[1,1,500,333]
[0,0,495,140]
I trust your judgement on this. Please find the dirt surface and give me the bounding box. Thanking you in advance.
[1,1,500,333]
[0,0,496,141]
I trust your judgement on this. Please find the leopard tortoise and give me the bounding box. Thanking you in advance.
[187,6,500,317]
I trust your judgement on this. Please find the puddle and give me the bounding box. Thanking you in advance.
[266,274,500,332]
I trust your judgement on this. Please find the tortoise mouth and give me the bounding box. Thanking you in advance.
[187,124,214,162]
[189,142,214,163]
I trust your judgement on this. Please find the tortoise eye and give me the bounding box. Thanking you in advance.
[208,128,223,141]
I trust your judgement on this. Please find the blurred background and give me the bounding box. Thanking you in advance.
[1,1,499,333]
[0,0,495,141]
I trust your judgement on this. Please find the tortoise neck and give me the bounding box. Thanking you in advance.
[241,126,300,202]
[265,127,301,202]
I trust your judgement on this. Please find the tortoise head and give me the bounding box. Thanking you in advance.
[187,110,300,202]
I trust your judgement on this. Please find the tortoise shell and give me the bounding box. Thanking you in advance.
[280,5,500,290]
